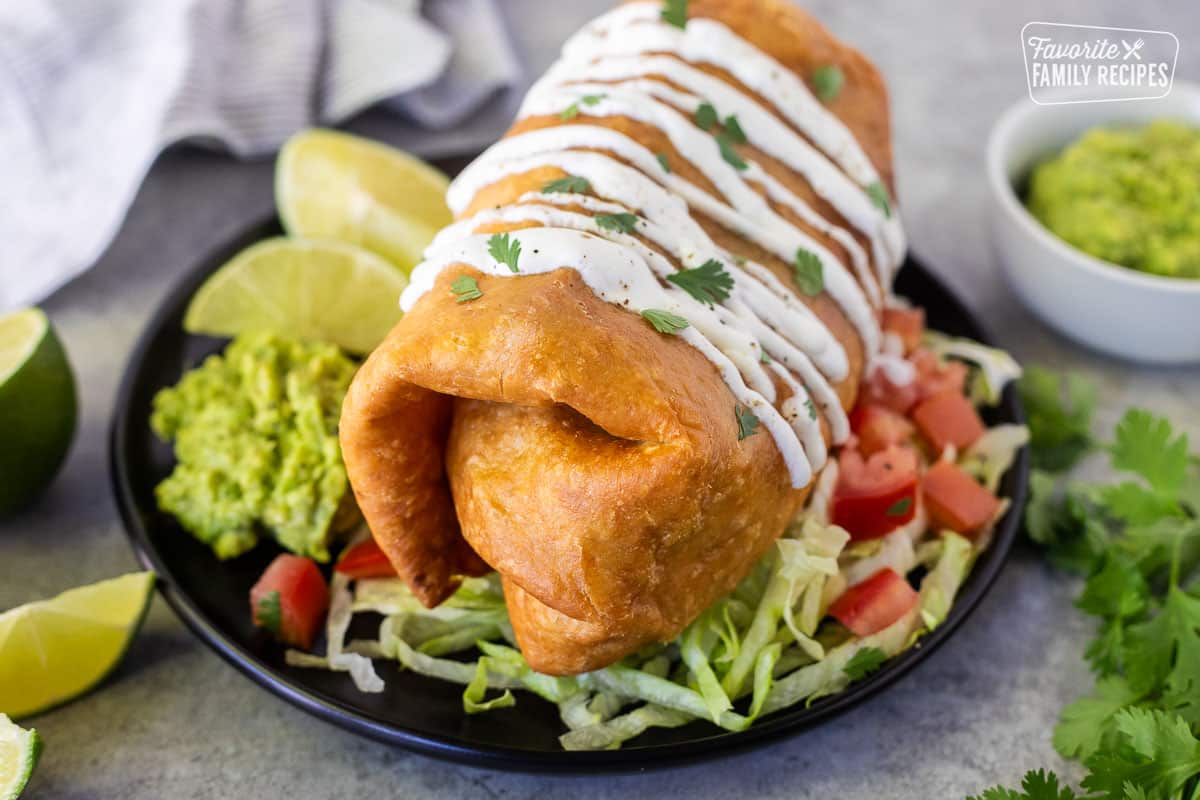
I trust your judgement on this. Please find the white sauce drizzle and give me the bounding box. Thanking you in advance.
[532,55,893,290]
[401,3,907,489]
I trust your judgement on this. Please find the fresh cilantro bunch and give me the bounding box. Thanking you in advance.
[968,366,1200,800]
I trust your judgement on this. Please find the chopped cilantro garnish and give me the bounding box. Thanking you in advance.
[759,348,771,364]
[716,133,747,170]
[254,590,282,635]
[595,212,639,234]
[812,65,845,102]
[559,95,603,121]
[885,497,912,517]
[542,175,591,194]
[487,233,521,273]
[657,152,672,173]
[666,259,734,305]
[842,647,886,681]
[805,397,817,421]
[866,181,892,218]
[641,308,689,335]
[661,0,688,28]
[792,248,824,296]
[723,114,747,144]
[694,102,719,131]
[735,404,761,440]
[450,275,482,303]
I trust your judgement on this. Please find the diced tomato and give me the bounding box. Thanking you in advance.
[850,403,915,456]
[911,391,986,454]
[882,307,925,354]
[250,555,329,650]
[860,365,921,414]
[910,348,968,404]
[831,444,919,541]
[828,567,919,636]
[921,460,1001,538]
[335,538,397,580]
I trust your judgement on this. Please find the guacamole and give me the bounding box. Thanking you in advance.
[151,332,358,560]
[1026,120,1200,280]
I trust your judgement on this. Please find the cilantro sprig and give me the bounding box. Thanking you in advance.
[792,248,824,296]
[595,212,639,234]
[450,275,482,303]
[542,175,591,195]
[661,0,688,29]
[735,404,761,441]
[965,368,1200,800]
[666,259,734,306]
[843,647,886,682]
[641,308,689,335]
[487,233,521,273]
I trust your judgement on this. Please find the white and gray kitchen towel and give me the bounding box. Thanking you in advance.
[0,0,523,313]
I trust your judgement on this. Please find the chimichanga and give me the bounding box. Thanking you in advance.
[339,0,905,675]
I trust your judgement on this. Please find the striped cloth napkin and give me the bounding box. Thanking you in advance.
[0,0,522,313]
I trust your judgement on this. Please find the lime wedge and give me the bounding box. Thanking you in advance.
[0,715,40,800]
[0,572,155,719]
[183,238,407,354]
[276,128,453,273]
[0,309,76,516]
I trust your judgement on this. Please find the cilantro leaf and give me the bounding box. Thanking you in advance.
[559,93,605,121]
[716,133,747,170]
[792,248,824,296]
[1111,409,1189,498]
[542,175,591,194]
[450,275,482,303]
[1018,367,1097,472]
[966,769,1082,800]
[812,65,845,102]
[666,259,734,305]
[842,646,886,681]
[1082,707,1200,800]
[866,181,892,218]
[657,152,672,173]
[722,114,747,144]
[254,590,282,635]
[660,0,688,29]
[1054,676,1141,761]
[1123,587,1200,697]
[487,233,521,272]
[886,497,912,517]
[1101,481,1179,526]
[735,405,761,441]
[595,212,639,234]
[694,102,718,131]
[641,309,689,335]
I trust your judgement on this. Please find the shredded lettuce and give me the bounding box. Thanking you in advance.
[919,532,975,631]
[962,424,1031,493]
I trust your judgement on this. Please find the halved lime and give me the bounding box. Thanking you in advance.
[182,238,407,354]
[0,308,76,516]
[0,572,155,719]
[0,715,40,800]
[276,129,453,273]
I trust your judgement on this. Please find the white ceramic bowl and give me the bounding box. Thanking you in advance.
[986,82,1200,364]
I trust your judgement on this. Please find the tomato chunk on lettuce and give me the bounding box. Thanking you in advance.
[828,567,919,636]
[251,554,330,650]
[335,539,397,580]
[832,444,919,541]
[921,460,1001,538]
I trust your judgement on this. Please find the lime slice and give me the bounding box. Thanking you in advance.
[276,128,453,273]
[0,572,155,719]
[183,238,407,354]
[0,309,76,516]
[0,716,40,800]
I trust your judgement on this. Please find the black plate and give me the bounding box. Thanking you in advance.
[111,215,1029,772]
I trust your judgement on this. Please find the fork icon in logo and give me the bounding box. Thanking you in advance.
[1122,38,1145,60]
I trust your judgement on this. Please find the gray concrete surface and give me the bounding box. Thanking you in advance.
[3,1,1199,797]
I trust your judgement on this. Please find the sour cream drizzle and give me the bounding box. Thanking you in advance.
[400,2,905,489]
